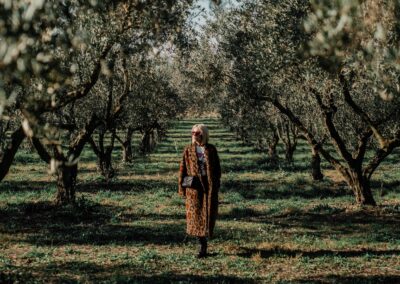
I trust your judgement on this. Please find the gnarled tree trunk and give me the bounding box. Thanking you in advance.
[56,163,78,205]
[121,127,133,163]
[277,119,298,164]
[49,116,99,205]
[98,146,115,182]
[268,133,279,165]
[311,147,324,181]
[344,168,375,206]
[0,126,25,182]
[284,144,296,164]
[140,129,157,154]
[268,96,381,206]
[89,126,116,182]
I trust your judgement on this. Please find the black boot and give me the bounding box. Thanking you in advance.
[197,237,207,258]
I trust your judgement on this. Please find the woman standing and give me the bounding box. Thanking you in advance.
[178,124,221,258]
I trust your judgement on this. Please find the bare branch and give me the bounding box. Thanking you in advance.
[310,88,354,164]
[31,137,52,164]
[354,130,373,162]
[339,74,389,149]
[265,95,348,176]
[364,137,400,180]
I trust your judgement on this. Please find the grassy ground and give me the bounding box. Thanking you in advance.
[0,118,400,283]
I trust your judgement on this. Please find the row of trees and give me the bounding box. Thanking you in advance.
[182,0,400,206]
[0,0,199,204]
[2,0,399,207]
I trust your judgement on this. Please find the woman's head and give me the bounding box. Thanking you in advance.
[191,124,209,145]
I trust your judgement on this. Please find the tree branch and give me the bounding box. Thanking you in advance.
[69,115,101,157]
[112,56,130,118]
[31,137,51,164]
[354,130,373,162]
[87,136,100,157]
[364,137,400,180]
[34,1,137,114]
[0,127,25,181]
[114,133,124,145]
[265,95,349,176]
[60,41,115,109]
[339,74,389,149]
[310,88,354,164]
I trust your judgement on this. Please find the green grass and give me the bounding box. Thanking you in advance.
[0,118,399,283]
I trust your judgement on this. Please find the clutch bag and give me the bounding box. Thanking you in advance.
[182,176,202,190]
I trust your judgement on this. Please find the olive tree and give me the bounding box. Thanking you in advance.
[258,0,400,205]
[206,0,400,204]
[1,0,194,203]
[292,0,400,205]
[206,0,315,165]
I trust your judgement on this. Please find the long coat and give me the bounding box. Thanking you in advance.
[178,143,221,237]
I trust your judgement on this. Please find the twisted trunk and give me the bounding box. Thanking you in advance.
[140,129,157,154]
[97,129,116,182]
[267,96,381,206]
[277,120,298,164]
[345,168,376,206]
[311,147,324,181]
[284,144,296,164]
[56,163,78,205]
[56,116,99,205]
[121,127,133,163]
[0,126,25,182]
[268,134,279,165]
[89,128,116,182]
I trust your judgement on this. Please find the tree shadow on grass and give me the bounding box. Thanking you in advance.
[237,247,400,259]
[119,212,184,222]
[371,179,400,194]
[26,223,186,246]
[221,179,350,200]
[117,275,258,284]
[218,204,400,242]
[0,261,101,283]
[0,272,34,284]
[78,179,176,193]
[0,200,186,247]
[221,170,400,200]
[285,207,400,242]
[0,200,113,232]
[1,260,258,283]
[291,275,400,284]
[0,180,54,192]
[0,179,177,194]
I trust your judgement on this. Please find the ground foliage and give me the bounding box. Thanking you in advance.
[0,119,399,283]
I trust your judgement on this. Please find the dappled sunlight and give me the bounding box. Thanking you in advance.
[1,118,399,282]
